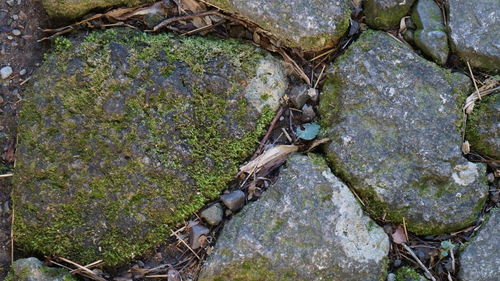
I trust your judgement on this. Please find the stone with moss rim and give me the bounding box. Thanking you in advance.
[364,0,416,30]
[42,0,154,20]
[319,30,488,235]
[199,154,389,281]
[203,0,351,51]
[465,93,499,159]
[12,28,287,266]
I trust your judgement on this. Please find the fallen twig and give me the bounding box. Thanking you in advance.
[402,243,437,281]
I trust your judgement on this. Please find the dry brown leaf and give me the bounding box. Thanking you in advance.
[240,145,299,175]
[391,225,408,244]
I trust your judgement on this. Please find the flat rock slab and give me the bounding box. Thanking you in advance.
[204,0,351,51]
[459,209,499,281]
[466,93,500,160]
[364,0,416,30]
[319,30,488,235]
[447,0,500,72]
[42,0,150,20]
[199,154,389,281]
[13,29,287,265]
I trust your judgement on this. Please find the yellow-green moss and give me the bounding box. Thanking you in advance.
[13,28,275,266]
[395,266,426,281]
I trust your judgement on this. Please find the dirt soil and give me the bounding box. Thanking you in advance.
[0,0,49,278]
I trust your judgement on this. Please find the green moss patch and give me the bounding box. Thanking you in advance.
[13,28,276,265]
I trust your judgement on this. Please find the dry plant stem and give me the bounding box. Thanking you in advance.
[278,50,311,85]
[58,257,107,281]
[70,260,104,274]
[0,173,13,177]
[10,208,14,264]
[466,61,481,100]
[314,64,326,89]
[403,217,408,242]
[250,106,284,160]
[402,243,437,281]
[170,230,201,260]
[153,10,219,31]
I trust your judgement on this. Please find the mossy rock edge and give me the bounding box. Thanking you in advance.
[13,28,287,266]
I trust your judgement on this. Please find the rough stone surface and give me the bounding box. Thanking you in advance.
[459,209,499,281]
[12,29,287,265]
[199,154,390,281]
[220,190,246,211]
[447,0,500,72]
[364,0,416,30]
[466,93,499,159]
[6,257,76,281]
[204,0,351,51]
[200,203,223,226]
[42,0,152,20]
[411,0,448,65]
[0,66,12,79]
[319,30,489,235]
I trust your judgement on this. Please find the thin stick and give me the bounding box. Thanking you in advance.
[402,243,437,281]
[10,208,14,264]
[466,61,481,100]
[170,230,201,260]
[403,217,409,242]
[314,64,326,89]
[250,106,284,160]
[70,260,104,274]
[0,173,14,178]
[57,257,107,281]
[153,10,220,31]
[450,247,456,272]
[281,128,292,143]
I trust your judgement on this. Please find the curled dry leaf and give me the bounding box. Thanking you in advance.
[391,225,408,244]
[240,145,299,175]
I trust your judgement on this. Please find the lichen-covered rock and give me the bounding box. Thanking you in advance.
[319,30,488,235]
[12,29,287,265]
[364,0,416,30]
[459,209,499,281]
[42,0,152,20]
[466,93,500,159]
[203,0,351,51]
[447,0,500,72]
[199,154,389,281]
[5,258,76,281]
[411,0,448,65]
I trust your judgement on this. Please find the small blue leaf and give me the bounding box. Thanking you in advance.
[296,122,321,140]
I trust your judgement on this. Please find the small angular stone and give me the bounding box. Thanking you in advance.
[200,203,224,226]
[220,190,246,211]
[1,66,13,79]
[190,224,209,249]
[288,83,309,109]
[412,0,449,65]
[364,0,416,30]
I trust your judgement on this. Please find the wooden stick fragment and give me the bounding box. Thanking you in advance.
[402,243,437,281]
[466,61,481,101]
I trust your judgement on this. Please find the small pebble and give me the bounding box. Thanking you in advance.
[220,190,246,211]
[1,66,13,79]
[12,14,18,21]
[190,224,209,249]
[387,273,396,281]
[7,36,13,40]
[19,69,26,76]
[12,29,21,36]
[200,203,223,226]
[302,104,316,121]
[307,88,319,102]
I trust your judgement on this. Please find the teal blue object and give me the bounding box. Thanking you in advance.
[296,122,321,140]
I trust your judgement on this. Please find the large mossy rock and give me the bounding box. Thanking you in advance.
[459,209,499,281]
[204,0,351,51]
[6,258,76,281]
[12,28,287,265]
[447,0,500,72]
[466,93,500,160]
[42,0,152,20]
[199,154,390,281]
[364,0,416,30]
[319,30,488,235]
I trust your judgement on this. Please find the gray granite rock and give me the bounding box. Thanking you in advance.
[411,0,448,65]
[447,0,500,72]
[319,30,489,235]
[364,0,416,30]
[13,29,286,266]
[466,93,500,160]
[459,209,499,281]
[199,154,389,281]
[6,257,76,281]
[204,0,351,51]
[200,203,223,226]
